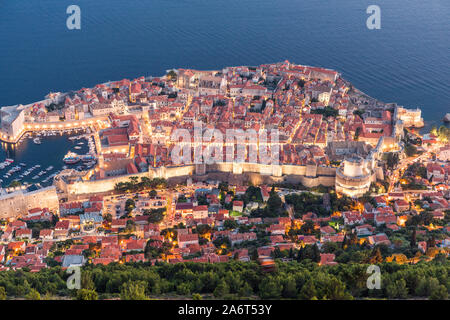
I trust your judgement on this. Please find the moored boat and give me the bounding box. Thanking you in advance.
[444,113,450,123]
[63,152,81,164]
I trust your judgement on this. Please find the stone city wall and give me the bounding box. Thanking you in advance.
[64,162,337,197]
[0,186,59,219]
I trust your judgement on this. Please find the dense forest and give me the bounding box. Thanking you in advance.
[0,259,448,300]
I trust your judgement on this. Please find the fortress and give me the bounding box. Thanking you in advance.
[335,157,375,197]
[56,161,337,200]
[56,138,397,200]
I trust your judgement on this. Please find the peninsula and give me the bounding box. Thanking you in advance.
[0,61,448,300]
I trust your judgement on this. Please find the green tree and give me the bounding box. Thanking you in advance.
[177,283,192,296]
[385,152,399,170]
[214,280,230,298]
[386,279,408,299]
[25,288,41,300]
[282,276,298,298]
[81,271,95,290]
[405,144,417,157]
[76,289,98,300]
[312,244,321,263]
[354,127,362,141]
[125,219,136,233]
[258,277,282,299]
[125,199,136,215]
[145,208,166,224]
[430,285,448,300]
[120,281,148,300]
[0,287,6,300]
[238,282,253,297]
[267,187,283,214]
[299,280,317,300]
[410,228,417,247]
[167,70,177,81]
[223,219,238,230]
[325,278,353,300]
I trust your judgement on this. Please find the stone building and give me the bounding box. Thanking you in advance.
[335,157,376,197]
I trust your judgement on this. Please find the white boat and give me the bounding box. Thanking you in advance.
[33,137,42,144]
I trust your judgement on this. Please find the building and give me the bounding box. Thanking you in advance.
[335,157,375,197]
[396,107,424,128]
[192,205,208,219]
[232,201,244,213]
[177,233,199,248]
[437,145,450,162]
[62,255,86,268]
[175,202,193,217]
[0,105,25,141]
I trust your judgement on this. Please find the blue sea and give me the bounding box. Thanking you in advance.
[0,0,449,186]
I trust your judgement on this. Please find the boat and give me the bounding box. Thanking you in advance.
[74,146,82,150]
[33,137,42,144]
[5,159,14,163]
[63,152,80,164]
[82,154,96,162]
[46,166,54,171]
[20,163,26,166]
[444,113,450,123]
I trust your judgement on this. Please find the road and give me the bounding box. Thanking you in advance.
[388,144,441,193]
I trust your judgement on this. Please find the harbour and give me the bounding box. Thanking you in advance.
[0,128,97,189]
